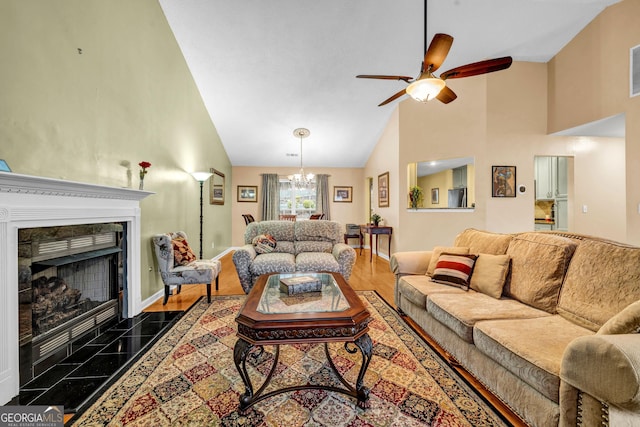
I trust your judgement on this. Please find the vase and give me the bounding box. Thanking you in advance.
[139,179,144,190]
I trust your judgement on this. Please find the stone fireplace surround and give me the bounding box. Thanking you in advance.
[0,172,152,405]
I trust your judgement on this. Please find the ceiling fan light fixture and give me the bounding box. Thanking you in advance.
[406,77,446,102]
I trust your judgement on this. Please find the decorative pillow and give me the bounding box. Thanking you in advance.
[470,254,511,299]
[431,253,477,290]
[252,233,277,254]
[172,236,196,266]
[597,300,640,335]
[426,246,470,277]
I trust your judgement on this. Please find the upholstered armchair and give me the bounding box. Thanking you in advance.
[232,220,357,294]
[152,231,221,304]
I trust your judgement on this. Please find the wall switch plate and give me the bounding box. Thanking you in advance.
[211,242,215,249]
[582,205,588,213]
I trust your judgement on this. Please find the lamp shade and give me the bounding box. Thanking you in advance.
[406,77,446,102]
[191,171,213,182]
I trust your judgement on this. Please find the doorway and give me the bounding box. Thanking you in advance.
[534,156,572,231]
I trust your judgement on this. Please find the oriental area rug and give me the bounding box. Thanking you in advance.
[71,292,508,426]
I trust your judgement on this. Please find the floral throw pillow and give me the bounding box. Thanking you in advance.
[252,233,277,254]
[172,236,196,266]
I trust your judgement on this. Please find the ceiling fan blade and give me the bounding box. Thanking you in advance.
[423,33,454,73]
[356,74,413,83]
[440,56,513,80]
[436,85,457,104]
[378,88,407,106]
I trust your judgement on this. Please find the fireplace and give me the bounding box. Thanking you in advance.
[0,172,151,404]
[18,223,125,384]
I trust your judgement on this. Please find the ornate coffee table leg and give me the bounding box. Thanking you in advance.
[353,333,373,408]
[233,338,255,410]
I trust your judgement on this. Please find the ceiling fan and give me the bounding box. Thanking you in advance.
[357,1,513,106]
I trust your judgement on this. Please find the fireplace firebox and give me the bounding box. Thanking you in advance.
[18,223,125,385]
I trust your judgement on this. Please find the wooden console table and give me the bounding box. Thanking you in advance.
[360,224,392,262]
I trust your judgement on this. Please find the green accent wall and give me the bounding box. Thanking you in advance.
[0,0,232,300]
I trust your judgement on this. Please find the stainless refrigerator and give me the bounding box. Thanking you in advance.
[448,188,467,208]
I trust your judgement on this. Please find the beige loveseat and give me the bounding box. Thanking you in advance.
[391,228,640,427]
[233,220,356,294]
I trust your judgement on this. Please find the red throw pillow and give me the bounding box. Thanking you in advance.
[431,253,477,290]
[172,236,196,266]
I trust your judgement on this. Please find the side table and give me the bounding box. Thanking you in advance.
[359,224,392,262]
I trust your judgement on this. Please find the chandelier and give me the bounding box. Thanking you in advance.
[288,128,314,189]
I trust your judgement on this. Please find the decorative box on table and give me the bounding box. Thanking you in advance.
[279,276,322,295]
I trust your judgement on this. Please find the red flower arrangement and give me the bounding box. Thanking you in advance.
[139,161,151,180]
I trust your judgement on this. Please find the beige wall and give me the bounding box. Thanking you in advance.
[362,108,400,258]
[0,0,232,300]
[231,166,365,246]
[548,0,640,243]
[366,58,628,251]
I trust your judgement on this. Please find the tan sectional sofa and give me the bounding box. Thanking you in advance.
[391,228,640,427]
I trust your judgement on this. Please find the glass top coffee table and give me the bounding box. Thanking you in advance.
[234,272,372,411]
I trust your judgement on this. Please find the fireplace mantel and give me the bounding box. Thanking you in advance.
[0,172,153,404]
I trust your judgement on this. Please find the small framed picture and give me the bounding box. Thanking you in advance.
[333,186,353,203]
[378,172,389,208]
[492,166,516,197]
[431,188,439,204]
[238,185,258,202]
[209,168,225,205]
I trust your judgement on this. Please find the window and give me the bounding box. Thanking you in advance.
[279,177,316,219]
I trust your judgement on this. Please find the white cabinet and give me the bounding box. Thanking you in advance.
[556,157,568,198]
[555,198,568,231]
[534,223,553,231]
[535,157,567,200]
[535,157,555,199]
[452,166,467,188]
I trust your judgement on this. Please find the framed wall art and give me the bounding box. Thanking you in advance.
[378,172,389,207]
[209,168,225,205]
[333,186,352,202]
[431,188,439,204]
[238,185,258,202]
[491,166,516,198]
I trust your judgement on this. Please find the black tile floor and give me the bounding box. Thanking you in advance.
[17,310,184,414]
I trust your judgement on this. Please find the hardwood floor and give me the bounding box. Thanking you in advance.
[144,248,397,312]
[144,249,525,426]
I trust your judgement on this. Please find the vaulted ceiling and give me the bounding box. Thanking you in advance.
[159,0,620,168]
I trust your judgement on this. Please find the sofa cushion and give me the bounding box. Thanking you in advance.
[295,252,340,273]
[294,220,342,243]
[252,233,277,254]
[454,228,513,255]
[294,241,333,254]
[431,253,477,290]
[426,246,470,276]
[474,316,594,403]
[172,236,196,266]
[597,300,640,335]
[250,253,296,276]
[505,233,577,313]
[428,292,551,343]
[245,220,295,244]
[470,254,511,299]
[398,275,467,308]
[557,238,640,332]
[272,241,295,254]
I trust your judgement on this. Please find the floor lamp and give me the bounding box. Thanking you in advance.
[191,171,213,259]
